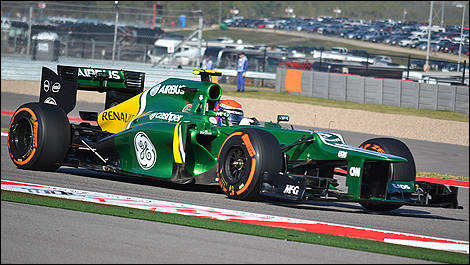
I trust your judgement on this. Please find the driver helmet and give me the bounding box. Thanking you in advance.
[214,99,244,126]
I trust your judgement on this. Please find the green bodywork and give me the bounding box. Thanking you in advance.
[100,77,409,199]
[77,67,127,89]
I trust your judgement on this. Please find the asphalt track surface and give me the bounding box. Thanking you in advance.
[1,92,468,263]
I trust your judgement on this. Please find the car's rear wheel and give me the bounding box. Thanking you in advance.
[358,137,416,212]
[8,102,71,171]
[217,128,283,201]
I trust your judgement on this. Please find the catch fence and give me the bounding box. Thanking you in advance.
[1,1,202,62]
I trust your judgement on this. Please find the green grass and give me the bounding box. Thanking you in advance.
[2,190,468,264]
[221,89,469,123]
[417,171,469,182]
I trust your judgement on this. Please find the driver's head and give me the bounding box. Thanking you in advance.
[214,99,243,126]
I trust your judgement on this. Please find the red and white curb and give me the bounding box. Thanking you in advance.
[2,179,468,254]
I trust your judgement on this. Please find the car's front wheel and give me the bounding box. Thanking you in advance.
[217,128,283,201]
[358,137,416,212]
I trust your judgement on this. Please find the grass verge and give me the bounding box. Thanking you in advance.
[417,171,469,182]
[2,190,468,264]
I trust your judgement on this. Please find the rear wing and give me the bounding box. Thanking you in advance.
[192,69,222,82]
[39,65,145,114]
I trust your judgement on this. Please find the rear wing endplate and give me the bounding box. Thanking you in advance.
[192,69,222,82]
[39,65,145,114]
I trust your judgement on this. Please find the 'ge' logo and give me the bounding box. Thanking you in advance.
[134,132,157,170]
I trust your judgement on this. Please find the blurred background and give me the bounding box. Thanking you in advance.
[1,1,468,85]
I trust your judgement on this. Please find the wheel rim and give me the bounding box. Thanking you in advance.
[224,146,248,184]
[10,117,33,157]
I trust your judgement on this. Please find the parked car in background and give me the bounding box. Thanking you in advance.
[354,30,368,40]
[416,42,440,52]
[384,34,405,45]
[290,46,313,55]
[410,59,425,70]
[399,36,420,47]
[349,49,369,58]
[462,45,469,56]
[438,39,453,49]
[442,62,458,72]
[346,29,362,39]
[410,39,426,49]
[338,26,356,37]
[330,47,348,54]
[215,37,234,44]
[441,42,459,53]
[429,60,448,71]
[373,55,392,64]
[363,31,387,42]
[370,33,389,43]
[362,30,378,41]
[311,46,325,52]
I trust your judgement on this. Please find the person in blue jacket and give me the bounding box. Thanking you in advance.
[236,52,248,92]
[201,55,213,70]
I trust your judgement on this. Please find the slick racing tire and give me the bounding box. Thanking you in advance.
[217,128,283,201]
[358,138,416,212]
[8,102,71,171]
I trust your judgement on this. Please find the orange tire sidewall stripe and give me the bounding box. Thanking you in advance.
[8,107,39,165]
[241,134,256,157]
[236,133,257,195]
[217,131,259,196]
[360,143,385,153]
[217,131,243,189]
[371,144,385,153]
[360,143,371,149]
[236,158,256,195]
[217,131,243,160]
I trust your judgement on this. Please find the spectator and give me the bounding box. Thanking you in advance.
[432,45,438,56]
[201,55,213,70]
[236,52,248,92]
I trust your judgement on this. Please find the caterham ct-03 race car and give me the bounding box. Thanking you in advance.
[7,65,462,211]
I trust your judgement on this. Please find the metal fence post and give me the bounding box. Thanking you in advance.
[14,35,17,52]
[366,54,369,73]
[424,1,433,71]
[197,11,203,68]
[65,35,68,57]
[319,50,322,71]
[462,60,467,85]
[262,46,267,87]
[117,42,121,61]
[91,39,95,60]
[406,54,411,79]
[112,1,119,63]
[143,46,147,63]
[26,6,32,55]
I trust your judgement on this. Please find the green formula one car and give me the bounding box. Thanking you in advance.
[7,65,462,211]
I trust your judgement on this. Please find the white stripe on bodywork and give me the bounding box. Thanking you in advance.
[178,122,185,163]
[316,131,390,159]
[126,89,150,130]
